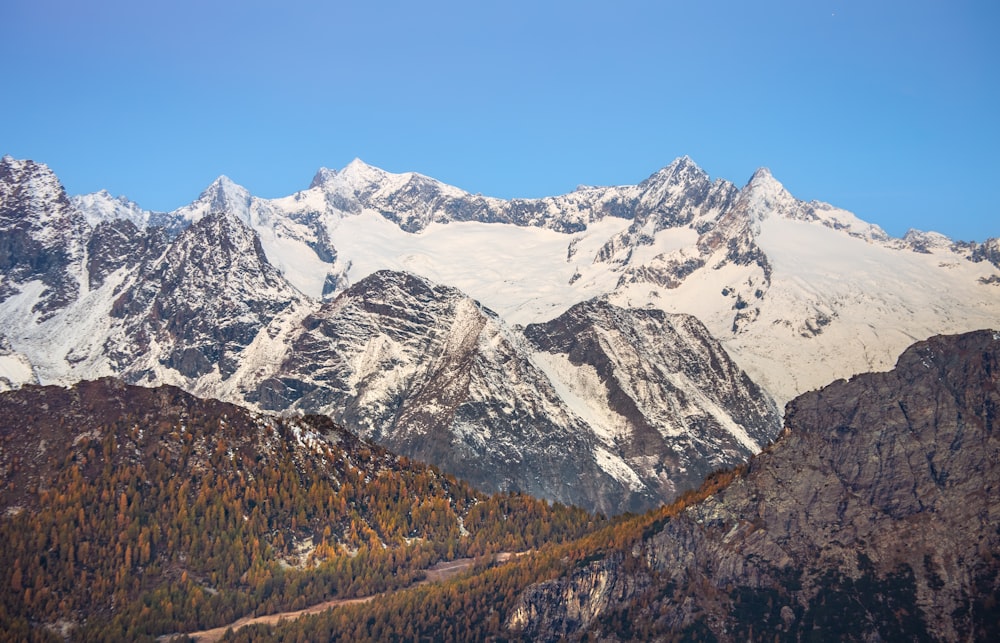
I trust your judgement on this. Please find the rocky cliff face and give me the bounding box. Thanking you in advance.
[108,209,306,382]
[253,270,614,512]
[0,156,89,319]
[507,330,1000,641]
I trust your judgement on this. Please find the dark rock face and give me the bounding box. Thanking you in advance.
[0,157,88,319]
[508,330,1000,641]
[969,237,1000,270]
[85,219,167,290]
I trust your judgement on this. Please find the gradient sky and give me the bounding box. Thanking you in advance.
[2,1,997,241]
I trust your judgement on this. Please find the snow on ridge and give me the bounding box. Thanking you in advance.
[72,190,153,229]
[0,352,35,390]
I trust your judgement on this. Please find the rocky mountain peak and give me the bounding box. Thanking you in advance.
[0,155,72,222]
[901,227,952,253]
[737,165,801,222]
[104,207,303,381]
[337,157,389,188]
[0,156,88,319]
[160,174,255,232]
[202,175,252,217]
[969,236,1000,270]
[637,155,709,191]
[309,166,338,189]
[72,189,152,229]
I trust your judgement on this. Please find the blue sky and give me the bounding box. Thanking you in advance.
[2,1,997,241]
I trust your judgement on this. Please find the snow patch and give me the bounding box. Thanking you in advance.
[592,445,646,492]
[530,351,627,443]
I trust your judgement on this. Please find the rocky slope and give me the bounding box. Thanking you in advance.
[523,299,778,506]
[507,329,1000,641]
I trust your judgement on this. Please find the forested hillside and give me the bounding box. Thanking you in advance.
[0,379,602,641]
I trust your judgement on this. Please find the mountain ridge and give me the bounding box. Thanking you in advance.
[2,152,998,514]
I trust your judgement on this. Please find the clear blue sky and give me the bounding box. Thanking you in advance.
[2,1,997,241]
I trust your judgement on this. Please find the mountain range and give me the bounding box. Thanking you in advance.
[1,153,998,514]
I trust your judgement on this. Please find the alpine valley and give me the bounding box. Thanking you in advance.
[1,153,999,641]
[1,153,999,515]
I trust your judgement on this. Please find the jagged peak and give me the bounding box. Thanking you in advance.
[670,154,699,170]
[656,155,706,177]
[902,227,949,242]
[1,154,42,172]
[71,189,151,229]
[329,159,467,205]
[734,166,801,224]
[902,228,953,250]
[341,157,381,176]
[345,157,371,169]
[745,166,785,192]
[331,157,394,192]
[0,154,59,184]
[637,156,711,192]
[0,154,72,217]
[309,167,337,189]
[198,175,252,217]
[202,174,249,197]
[76,188,134,206]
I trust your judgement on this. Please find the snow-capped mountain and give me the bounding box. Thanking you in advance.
[241,270,779,515]
[297,155,999,406]
[2,152,998,512]
[191,153,997,407]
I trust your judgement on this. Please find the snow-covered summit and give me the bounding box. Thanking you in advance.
[309,166,338,189]
[72,189,153,229]
[736,167,801,224]
[900,228,954,253]
[199,175,253,221]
